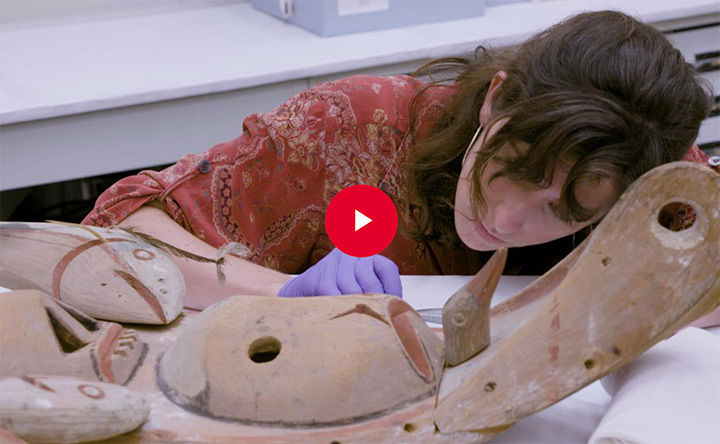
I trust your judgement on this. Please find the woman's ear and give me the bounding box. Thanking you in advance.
[479,71,508,125]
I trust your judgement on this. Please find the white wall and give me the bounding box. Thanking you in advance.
[0,0,249,29]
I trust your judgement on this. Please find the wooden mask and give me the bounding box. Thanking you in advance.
[157,294,443,426]
[0,222,185,324]
[0,375,149,443]
[0,289,146,385]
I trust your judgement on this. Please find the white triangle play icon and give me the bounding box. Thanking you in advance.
[354,209,372,232]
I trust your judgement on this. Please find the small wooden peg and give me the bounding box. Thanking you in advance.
[443,248,507,366]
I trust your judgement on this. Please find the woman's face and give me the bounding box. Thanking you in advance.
[454,120,619,251]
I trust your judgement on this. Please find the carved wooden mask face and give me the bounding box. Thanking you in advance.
[158,295,443,426]
[0,375,150,443]
[0,290,146,385]
[0,222,185,325]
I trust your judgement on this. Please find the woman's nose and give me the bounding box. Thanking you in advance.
[493,200,528,235]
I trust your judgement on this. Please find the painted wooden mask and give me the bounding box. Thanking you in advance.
[0,289,146,385]
[158,294,443,426]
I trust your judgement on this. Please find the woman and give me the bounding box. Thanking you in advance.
[84,11,715,310]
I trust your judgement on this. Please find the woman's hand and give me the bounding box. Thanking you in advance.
[278,249,402,298]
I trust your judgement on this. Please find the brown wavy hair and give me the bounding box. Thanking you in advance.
[406,10,712,245]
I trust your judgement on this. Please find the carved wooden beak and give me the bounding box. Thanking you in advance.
[442,248,507,366]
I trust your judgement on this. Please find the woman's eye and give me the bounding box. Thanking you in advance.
[548,201,561,217]
[548,201,575,226]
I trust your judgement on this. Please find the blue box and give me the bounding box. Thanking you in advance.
[252,0,486,37]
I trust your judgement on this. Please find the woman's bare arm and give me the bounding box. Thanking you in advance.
[118,205,290,310]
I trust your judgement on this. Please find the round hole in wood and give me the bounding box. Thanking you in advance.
[652,198,707,250]
[403,423,416,433]
[248,336,281,363]
[658,202,695,232]
[584,359,595,370]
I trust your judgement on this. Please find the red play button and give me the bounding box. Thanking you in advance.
[325,185,398,257]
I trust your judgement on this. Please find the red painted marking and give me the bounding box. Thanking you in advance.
[387,297,413,317]
[77,384,106,399]
[113,270,167,323]
[549,345,559,361]
[51,238,129,301]
[550,313,560,330]
[133,248,155,260]
[387,298,434,382]
[21,375,55,392]
[329,304,389,325]
[94,323,125,383]
[392,312,434,382]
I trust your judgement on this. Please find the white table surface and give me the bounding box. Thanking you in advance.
[2,0,719,124]
[1,276,718,443]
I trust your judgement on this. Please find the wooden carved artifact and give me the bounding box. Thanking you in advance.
[0,375,149,443]
[0,289,146,385]
[0,221,185,324]
[157,294,444,425]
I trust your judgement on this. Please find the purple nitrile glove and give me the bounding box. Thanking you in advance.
[278,248,402,298]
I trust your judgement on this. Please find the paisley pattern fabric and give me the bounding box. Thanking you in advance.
[83,74,718,274]
[83,75,474,274]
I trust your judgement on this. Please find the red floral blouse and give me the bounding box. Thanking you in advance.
[83,75,718,274]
